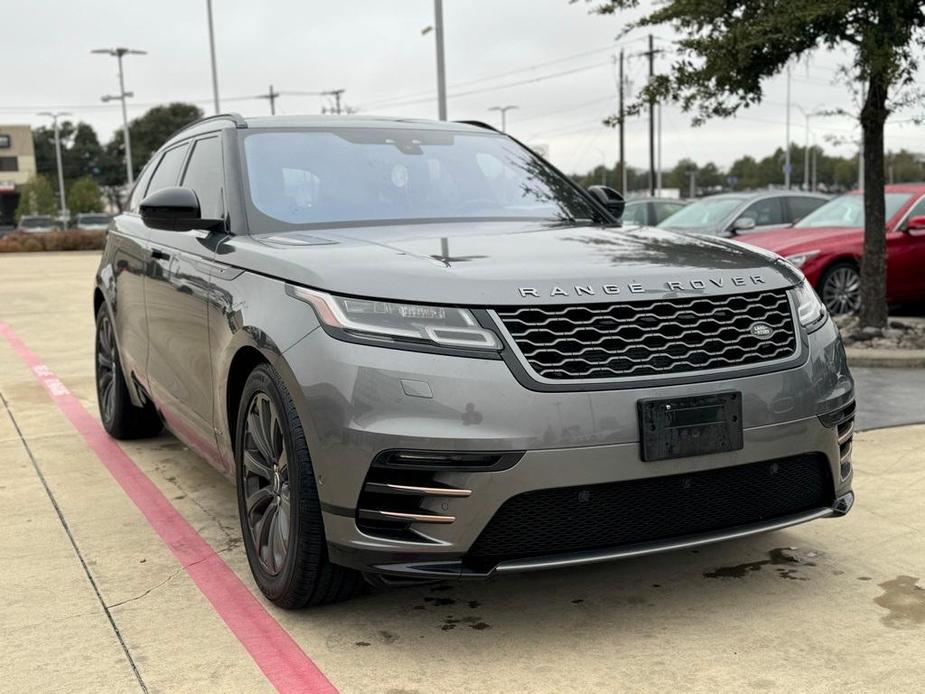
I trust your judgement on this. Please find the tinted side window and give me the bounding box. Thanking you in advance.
[181,137,224,219]
[901,195,925,224]
[788,196,826,223]
[145,144,190,197]
[741,197,784,227]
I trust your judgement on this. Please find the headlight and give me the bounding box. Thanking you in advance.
[793,279,827,332]
[286,285,502,351]
[784,250,820,268]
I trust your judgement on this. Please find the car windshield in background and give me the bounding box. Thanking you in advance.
[20,217,54,228]
[241,128,597,229]
[661,197,744,232]
[621,201,647,225]
[78,215,111,225]
[797,193,912,228]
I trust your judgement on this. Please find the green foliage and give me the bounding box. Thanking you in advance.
[14,175,57,220]
[0,229,106,254]
[107,103,204,176]
[66,176,104,215]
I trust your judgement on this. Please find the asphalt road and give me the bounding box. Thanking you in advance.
[1,252,924,693]
[853,366,925,431]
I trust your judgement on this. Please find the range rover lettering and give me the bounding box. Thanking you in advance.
[94,114,855,607]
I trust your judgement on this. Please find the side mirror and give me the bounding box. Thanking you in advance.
[905,215,925,232]
[587,185,625,220]
[731,216,756,233]
[140,187,223,232]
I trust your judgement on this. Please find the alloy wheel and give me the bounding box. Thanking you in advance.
[241,392,291,576]
[96,313,117,423]
[821,266,861,315]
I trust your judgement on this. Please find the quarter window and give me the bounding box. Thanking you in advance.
[145,144,190,197]
[181,137,224,219]
[788,196,826,223]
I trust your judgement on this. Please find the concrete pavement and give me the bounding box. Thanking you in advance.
[1,251,924,693]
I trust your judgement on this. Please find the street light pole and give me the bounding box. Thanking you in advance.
[93,47,146,186]
[488,105,518,132]
[434,0,447,120]
[784,64,792,189]
[37,111,71,222]
[206,0,221,114]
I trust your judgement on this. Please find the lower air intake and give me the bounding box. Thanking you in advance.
[465,454,832,572]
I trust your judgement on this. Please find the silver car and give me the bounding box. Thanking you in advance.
[94,115,855,607]
[661,191,829,236]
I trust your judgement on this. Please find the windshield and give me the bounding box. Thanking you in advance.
[797,193,912,228]
[661,197,744,232]
[241,128,597,229]
[20,217,54,228]
[77,215,110,225]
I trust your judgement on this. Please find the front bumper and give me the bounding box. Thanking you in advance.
[283,317,854,578]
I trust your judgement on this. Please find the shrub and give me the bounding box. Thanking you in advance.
[0,229,106,253]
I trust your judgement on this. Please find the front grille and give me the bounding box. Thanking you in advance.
[495,289,797,380]
[465,454,832,571]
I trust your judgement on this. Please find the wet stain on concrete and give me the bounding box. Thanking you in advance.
[467,600,481,609]
[377,630,398,644]
[430,584,453,593]
[703,548,817,580]
[858,576,872,581]
[470,622,491,630]
[571,598,584,604]
[441,615,487,631]
[354,641,370,647]
[874,575,925,629]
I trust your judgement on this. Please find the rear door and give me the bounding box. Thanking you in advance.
[143,134,226,463]
[786,195,826,225]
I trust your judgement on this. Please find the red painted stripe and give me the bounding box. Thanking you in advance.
[0,322,337,694]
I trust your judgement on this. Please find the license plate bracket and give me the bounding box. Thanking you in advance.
[638,391,743,462]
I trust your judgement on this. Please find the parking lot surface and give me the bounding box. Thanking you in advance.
[1,251,924,693]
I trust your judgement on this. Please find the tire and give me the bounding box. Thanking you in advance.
[235,363,363,608]
[818,262,862,315]
[95,304,163,439]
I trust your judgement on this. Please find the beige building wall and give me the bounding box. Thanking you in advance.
[0,125,37,188]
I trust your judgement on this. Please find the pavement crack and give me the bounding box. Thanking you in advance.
[0,389,149,694]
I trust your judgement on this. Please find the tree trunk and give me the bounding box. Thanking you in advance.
[858,69,890,330]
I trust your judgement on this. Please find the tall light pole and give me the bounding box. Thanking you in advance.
[93,47,146,185]
[37,111,71,222]
[488,105,518,132]
[433,0,447,120]
[206,0,220,113]
[784,64,792,189]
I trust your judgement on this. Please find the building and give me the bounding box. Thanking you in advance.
[0,125,37,227]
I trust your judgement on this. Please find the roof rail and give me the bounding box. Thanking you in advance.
[454,120,500,132]
[163,112,248,148]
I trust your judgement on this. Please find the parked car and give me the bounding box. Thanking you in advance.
[660,191,829,237]
[94,114,854,607]
[16,215,58,233]
[740,183,925,315]
[74,213,113,231]
[621,197,688,226]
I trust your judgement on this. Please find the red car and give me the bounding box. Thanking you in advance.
[742,183,925,314]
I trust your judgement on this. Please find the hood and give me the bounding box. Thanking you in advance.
[743,225,861,256]
[221,221,799,306]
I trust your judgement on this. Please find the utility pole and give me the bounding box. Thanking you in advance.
[618,50,626,195]
[260,84,280,115]
[784,64,792,189]
[322,89,346,114]
[688,169,696,199]
[434,0,447,120]
[644,34,659,196]
[656,102,662,196]
[488,105,518,132]
[37,111,70,222]
[93,47,145,185]
[206,0,220,113]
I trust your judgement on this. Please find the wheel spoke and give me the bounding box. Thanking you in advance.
[246,485,274,515]
[247,410,274,462]
[242,449,272,480]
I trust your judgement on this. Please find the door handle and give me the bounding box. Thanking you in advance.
[151,249,171,261]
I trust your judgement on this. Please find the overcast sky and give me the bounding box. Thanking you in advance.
[4,0,923,179]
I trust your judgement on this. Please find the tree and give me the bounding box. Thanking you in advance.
[14,175,57,221]
[582,0,925,329]
[67,176,104,215]
[108,103,204,177]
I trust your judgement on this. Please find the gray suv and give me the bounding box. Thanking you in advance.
[94,114,855,608]
[661,191,829,236]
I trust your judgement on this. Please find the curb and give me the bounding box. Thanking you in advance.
[846,348,925,368]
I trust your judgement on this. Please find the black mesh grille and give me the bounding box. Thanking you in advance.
[466,454,831,571]
[495,289,797,380]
